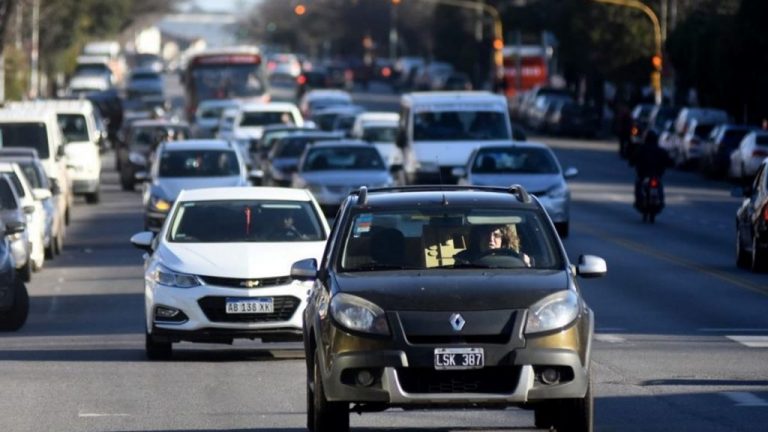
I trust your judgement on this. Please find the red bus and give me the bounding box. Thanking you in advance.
[183,47,270,120]
[502,46,549,97]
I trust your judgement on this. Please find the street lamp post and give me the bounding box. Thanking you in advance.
[592,0,663,105]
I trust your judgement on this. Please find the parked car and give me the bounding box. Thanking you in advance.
[0,162,48,273]
[454,142,578,237]
[292,140,395,216]
[676,119,718,167]
[140,140,251,231]
[736,158,768,272]
[296,185,606,432]
[729,131,768,181]
[699,124,754,177]
[131,186,330,359]
[117,119,191,191]
[261,131,342,187]
[0,176,33,282]
[0,218,28,331]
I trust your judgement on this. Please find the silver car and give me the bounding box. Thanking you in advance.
[454,142,578,237]
[292,140,395,216]
[0,175,32,281]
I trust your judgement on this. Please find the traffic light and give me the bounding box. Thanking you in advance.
[651,54,662,71]
[294,4,306,15]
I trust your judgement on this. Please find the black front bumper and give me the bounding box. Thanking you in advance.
[152,326,303,344]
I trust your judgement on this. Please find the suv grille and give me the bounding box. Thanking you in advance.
[396,367,521,394]
[199,275,292,288]
[197,296,300,323]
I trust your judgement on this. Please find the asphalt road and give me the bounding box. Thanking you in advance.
[0,83,766,432]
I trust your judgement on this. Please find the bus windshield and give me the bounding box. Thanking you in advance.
[190,64,266,101]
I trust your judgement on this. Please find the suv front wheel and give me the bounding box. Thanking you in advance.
[309,349,349,432]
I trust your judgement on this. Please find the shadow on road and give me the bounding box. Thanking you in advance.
[0,346,305,363]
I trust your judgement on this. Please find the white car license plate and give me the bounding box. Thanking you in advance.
[434,347,484,370]
[225,298,274,314]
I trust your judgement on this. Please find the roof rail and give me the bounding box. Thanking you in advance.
[350,185,533,204]
[356,186,368,205]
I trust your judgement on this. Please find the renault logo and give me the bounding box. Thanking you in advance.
[449,313,466,332]
[240,280,261,288]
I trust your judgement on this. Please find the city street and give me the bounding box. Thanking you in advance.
[0,84,766,431]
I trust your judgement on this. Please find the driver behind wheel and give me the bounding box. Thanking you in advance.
[454,224,531,266]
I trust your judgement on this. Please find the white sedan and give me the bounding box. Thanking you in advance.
[729,131,768,180]
[131,187,330,359]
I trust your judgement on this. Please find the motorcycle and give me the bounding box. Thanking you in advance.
[636,176,664,223]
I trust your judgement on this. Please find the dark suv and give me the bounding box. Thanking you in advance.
[293,185,607,432]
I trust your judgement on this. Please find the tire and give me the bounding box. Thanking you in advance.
[554,373,594,432]
[751,236,768,273]
[85,190,100,204]
[311,349,349,432]
[736,227,750,269]
[45,240,55,260]
[19,261,31,283]
[555,222,570,238]
[534,402,557,429]
[145,330,173,360]
[0,279,29,331]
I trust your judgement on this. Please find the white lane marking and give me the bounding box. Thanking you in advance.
[700,328,768,332]
[78,413,130,418]
[726,336,768,348]
[722,392,768,407]
[595,334,626,343]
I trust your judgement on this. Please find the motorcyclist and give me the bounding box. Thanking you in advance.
[630,128,673,209]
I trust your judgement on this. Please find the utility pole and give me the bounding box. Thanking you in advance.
[29,0,39,99]
[389,0,400,61]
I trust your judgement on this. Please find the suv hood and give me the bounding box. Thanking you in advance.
[158,241,326,279]
[152,176,245,201]
[334,270,570,311]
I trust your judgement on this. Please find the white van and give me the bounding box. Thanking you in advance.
[0,108,73,224]
[397,92,513,184]
[9,100,102,203]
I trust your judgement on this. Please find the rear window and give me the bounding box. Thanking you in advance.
[362,126,397,143]
[0,123,50,159]
[158,150,240,177]
[168,200,325,243]
[302,147,384,171]
[240,111,296,127]
[694,124,716,138]
[472,147,559,174]
[274,137,320,158]
[338,207,563,271]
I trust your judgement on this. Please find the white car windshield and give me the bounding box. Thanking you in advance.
[413,111,509,141]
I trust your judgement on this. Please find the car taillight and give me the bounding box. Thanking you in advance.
[381,67,392,78]
[631,127,639,136]
[649,177,660,188]
[752,148,768,158]
[297,75,307,85]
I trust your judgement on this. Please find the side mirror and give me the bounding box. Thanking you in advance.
[23,205,35,214]
[563,167,579,179]
[33,188,52,201]
[291,258,318,281]
[451,167,467,179]
[5,221,25,235]
[576,255,607,279]
[130,231,155,253]
[135,171,150,182]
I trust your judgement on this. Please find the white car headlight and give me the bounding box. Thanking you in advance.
[128,151,147,166]
[525,290,580,335]
[546,183,568,199]
[330,293,390,335]
[149,264,202,289]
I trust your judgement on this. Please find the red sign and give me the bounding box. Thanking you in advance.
[192,54,261,65]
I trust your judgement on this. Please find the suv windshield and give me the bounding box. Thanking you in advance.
[339,208,562,271]
[413,110,509,141]
[362,126,397,143]
[303,147,384,171]
[158,150,240,177]
[472,148,559,174]
[0,123,50,158]
[240,111,295,127]
[168,200,324,242]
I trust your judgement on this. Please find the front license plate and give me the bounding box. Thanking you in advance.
[434,347,484,370]
[225,298,274,314]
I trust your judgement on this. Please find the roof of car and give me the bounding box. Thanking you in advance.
[352,186,536,209]
[240,102,299,112]
[161,139,235,152]
[357,112,399,124]
[7,99,96,115]
[0,162,21,172]
[197,99,240,109]
[313,105,364,115]
[132,119,190,128]
[308,139,371,149]
[0,148,40,159]
[177,187,313,203]
[402,91,507,106]
[472,141,550,151]
[305,90,352,101]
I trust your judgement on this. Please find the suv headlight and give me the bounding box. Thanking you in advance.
[150,195,172,212]
[330,293,390,335]
[149,264,202,288]
[525,290,580,335]
[546,183,568,199]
